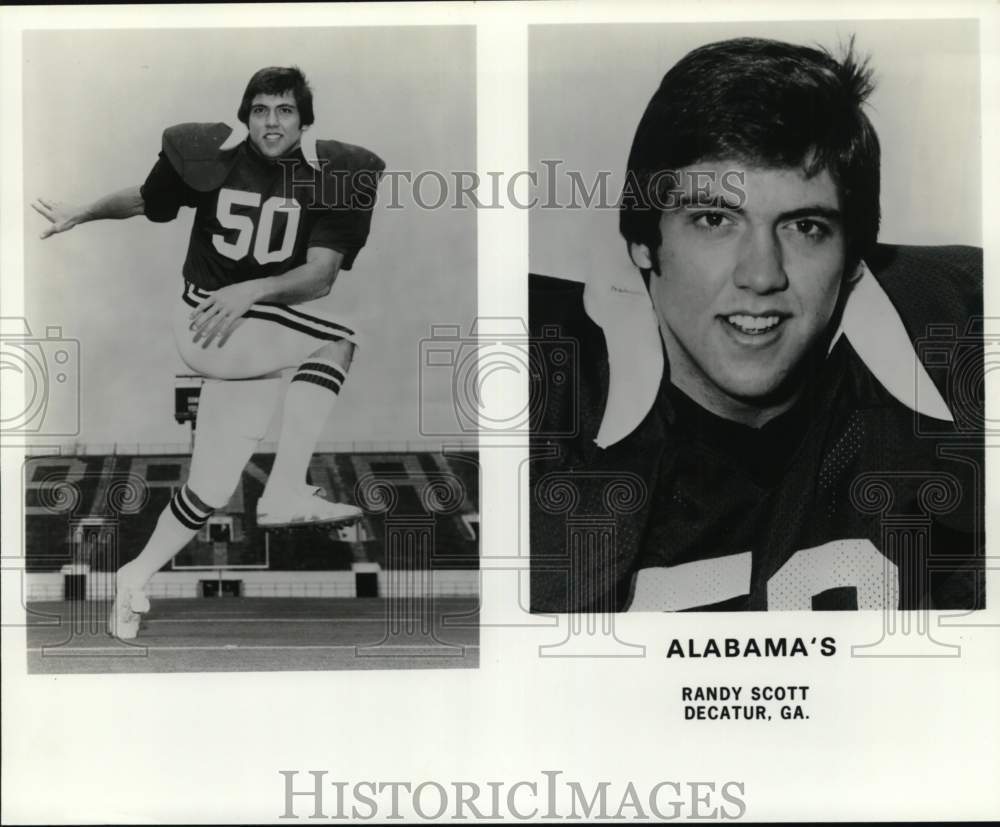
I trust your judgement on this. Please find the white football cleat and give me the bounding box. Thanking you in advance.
[257,486,363,528]
[108,581,148,640]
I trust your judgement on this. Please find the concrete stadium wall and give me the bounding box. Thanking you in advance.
[23,568,479,601]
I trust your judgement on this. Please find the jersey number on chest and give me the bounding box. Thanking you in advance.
[212,189,302,264]
[630,540,900,610]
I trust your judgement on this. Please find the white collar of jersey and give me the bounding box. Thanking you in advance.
[828,262,953,422]
[219,122,247,151]
[583,264,663,449]
[299,131,322,171]
[585,260,954,449]
[218,121,322,170]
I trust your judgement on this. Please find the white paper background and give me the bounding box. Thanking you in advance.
[2,2,998,823]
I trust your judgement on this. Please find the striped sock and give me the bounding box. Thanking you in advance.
[169,484,215,531]
[267,358,346,493]
[119,485,214,587]
[291,359,347,393]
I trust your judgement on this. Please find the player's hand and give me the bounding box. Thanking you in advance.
[189,282,261,348]
[31,197,83,239]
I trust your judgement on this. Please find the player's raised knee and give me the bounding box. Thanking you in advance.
[312,338,355,372]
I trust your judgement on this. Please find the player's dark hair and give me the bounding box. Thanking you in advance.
[620,37,881,275]
[237,66,315,127]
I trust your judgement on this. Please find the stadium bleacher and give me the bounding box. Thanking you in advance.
[23,450,479,600]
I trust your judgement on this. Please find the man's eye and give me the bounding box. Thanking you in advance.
[792,219,831,240]
[691,212,733,230]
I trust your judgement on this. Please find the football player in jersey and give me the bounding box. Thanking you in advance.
[530,38,984,612]
[32,67,385,637]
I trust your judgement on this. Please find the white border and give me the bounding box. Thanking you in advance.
[2,2,999,823]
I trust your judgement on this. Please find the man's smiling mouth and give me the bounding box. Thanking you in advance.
[723,313,785,335]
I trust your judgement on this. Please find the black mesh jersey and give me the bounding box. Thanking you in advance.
[140,139,379,290]
[635,341,983,611]
[528,245,985,613]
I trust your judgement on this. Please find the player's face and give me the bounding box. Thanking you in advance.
[247,91,304,158]
[633,160,847,426]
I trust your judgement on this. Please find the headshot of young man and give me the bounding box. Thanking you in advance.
[529,31,985,612]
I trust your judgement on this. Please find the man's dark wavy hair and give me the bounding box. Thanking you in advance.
[237,66,315,127]
[620,37,880,273]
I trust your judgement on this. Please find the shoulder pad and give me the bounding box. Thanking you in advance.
[315,139,386,176]
[868,243,983,334]
[864,243,983,421]
[310,139,384,208]
[162,122,240,192]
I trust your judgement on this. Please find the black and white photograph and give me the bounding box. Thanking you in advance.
[11,25,479,671]
[529,19,987,613]
[2,4,998,825]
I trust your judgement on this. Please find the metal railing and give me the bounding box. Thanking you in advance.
[24,439,479,457]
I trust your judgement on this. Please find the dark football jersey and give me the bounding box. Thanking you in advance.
[528,245,985,613]
[141,137,380,290]
[631,344,983,611]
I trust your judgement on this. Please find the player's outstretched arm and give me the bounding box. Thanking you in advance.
[31,186,145,239]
